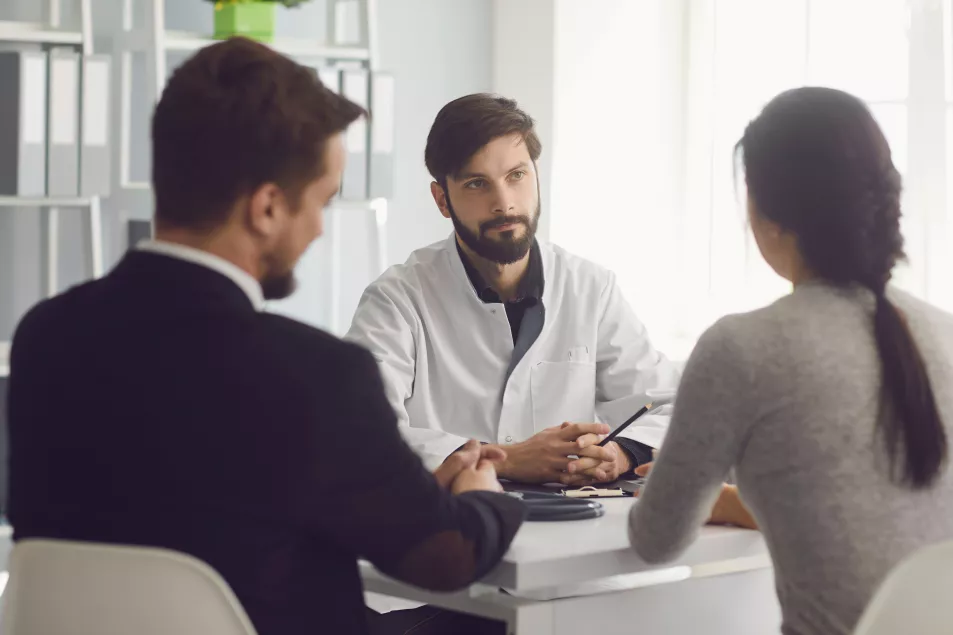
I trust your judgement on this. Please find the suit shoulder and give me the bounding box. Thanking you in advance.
[12,278,103,340]
[258,312,375,368]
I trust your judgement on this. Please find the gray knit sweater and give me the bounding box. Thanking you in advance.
[629,282,953,635]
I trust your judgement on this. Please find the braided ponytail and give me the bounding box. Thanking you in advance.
[739,87,947,488]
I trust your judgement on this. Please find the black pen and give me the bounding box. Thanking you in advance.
[598,402,654,447]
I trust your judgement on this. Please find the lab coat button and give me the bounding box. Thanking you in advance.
[505,436,513,443]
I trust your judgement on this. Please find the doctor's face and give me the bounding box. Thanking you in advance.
[433,133,541,264]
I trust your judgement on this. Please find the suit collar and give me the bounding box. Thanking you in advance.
[136,240,265,311]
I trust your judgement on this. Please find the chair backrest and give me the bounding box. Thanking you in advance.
[0,539,258,635]
[854,538,953,635]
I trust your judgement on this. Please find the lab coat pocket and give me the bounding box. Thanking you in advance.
[530,361,597,430]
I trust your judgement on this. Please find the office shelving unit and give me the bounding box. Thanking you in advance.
[108,0,388,334]
[0,0,105,377]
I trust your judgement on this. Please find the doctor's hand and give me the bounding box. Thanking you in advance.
[563,438,633,485]
[491,422,611,484]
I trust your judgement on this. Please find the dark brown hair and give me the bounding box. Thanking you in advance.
[424,93,541,186]
[738,86,947,488]
[152,37,365,229]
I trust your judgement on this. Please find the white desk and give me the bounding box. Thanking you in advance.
[362,499,782,634]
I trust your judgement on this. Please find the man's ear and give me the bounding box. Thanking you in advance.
[247,182,284,239]
[430,181,451,219]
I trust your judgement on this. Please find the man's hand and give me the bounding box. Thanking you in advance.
[564,437,633,485]
[433,440,506,489]
[489,422,611,484]
[449,458,505,495]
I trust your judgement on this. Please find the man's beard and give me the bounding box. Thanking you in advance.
[447,196,541,265]
[261,271,297,301]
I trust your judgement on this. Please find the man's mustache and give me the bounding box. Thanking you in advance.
[481,216,529,232]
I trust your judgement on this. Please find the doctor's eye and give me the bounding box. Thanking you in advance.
[510,170,526,181]
[464,179,486,190]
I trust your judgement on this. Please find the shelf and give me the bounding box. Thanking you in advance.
[0,21,83,45]
[0,196,94,208]
[162,30,370,61]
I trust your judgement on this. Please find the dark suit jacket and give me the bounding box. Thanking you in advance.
[5,251,525,635]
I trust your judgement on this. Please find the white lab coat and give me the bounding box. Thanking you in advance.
[346,234,681,471]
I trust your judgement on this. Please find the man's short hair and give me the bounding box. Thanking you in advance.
[152,37,366,229]
[424,93,541,186]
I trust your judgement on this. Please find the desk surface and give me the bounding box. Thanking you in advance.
[480,498,768,591]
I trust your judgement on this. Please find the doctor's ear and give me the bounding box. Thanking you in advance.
[430,181,452,219]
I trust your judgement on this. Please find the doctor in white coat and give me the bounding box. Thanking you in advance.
[347,93,680,490]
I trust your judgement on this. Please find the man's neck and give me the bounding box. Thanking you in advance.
[154,226,261,281]
[457,237,530,302]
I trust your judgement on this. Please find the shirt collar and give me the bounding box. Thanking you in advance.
[137,240,266,311]
[455,239,544,305]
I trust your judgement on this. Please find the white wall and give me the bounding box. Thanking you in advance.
[491,0,555,241]
[548,0,688,357]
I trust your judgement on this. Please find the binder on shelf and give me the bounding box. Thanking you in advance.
[47,49,80,197]
[369,72,395,199]
[127,219,153,251]
[0,50,48,196]
[340,69,369,200]
[79,54,111,197]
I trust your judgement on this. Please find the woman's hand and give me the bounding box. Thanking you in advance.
[634,462,758,530]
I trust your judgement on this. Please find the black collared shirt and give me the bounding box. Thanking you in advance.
[457,241,544,343]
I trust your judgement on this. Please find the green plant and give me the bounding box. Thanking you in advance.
[205,0,313,8]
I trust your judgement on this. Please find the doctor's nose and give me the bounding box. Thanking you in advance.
[491,191,517,215]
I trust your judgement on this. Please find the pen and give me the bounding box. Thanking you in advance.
[598,402,654,447]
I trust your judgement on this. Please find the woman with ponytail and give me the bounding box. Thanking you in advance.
[628,87,953,635]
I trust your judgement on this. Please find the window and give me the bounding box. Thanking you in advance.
[550,0,951,360]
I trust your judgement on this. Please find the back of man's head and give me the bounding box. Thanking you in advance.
[151,37,365,230]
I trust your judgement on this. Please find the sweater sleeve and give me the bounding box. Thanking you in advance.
[628,317,756,563]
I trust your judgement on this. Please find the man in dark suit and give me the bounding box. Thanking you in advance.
[5,37,524,635]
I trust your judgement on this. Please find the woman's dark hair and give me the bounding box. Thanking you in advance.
[738,86,947,488]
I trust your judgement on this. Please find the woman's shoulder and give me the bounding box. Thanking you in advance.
[695,301,788,354]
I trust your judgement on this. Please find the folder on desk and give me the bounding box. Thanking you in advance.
[79,55,111,197]
[369,72,394,199]
[47,49,80,197]
[340,69,369,200]
[0,51,48,196]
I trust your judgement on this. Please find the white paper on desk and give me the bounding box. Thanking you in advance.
[504,566,692,601]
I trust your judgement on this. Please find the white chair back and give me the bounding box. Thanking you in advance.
[0,538,257,635]
[854,538,953,635]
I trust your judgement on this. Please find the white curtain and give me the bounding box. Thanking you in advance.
[550,0,953,360]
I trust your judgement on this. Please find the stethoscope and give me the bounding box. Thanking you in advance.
[505,490,605,521]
